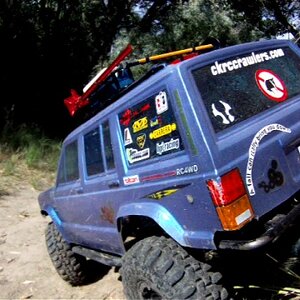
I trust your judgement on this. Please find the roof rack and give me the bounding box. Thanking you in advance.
[64,43,215,120]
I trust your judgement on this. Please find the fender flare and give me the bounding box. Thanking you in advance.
[117,202,187,246]
[41,205,62,227]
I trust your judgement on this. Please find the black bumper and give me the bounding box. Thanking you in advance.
[218,202,300,251]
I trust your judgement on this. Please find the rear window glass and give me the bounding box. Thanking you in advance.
[193,47,300,132]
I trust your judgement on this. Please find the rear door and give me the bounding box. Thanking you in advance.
[188,41,300,218]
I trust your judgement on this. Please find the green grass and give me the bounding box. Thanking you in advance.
[0,124,61,193]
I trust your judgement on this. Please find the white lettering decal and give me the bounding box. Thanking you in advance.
[210,48,285,76]
[156,138,180,155]
[176,164,199,176]
[246,124,291,196]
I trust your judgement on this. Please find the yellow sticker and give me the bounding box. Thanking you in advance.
[136,134,146,149]
[133,117,148,133]
[148,189,179,200]
[149,123,177,140]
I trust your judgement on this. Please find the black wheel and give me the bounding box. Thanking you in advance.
[46,222,87,286]
[121,236,228,300]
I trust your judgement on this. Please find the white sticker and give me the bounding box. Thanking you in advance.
[127,148,150,164]
[246,124,291,196]
[155,91,168,114]
[156,138,180,155]
[235,209,252,225]
[124,128,133,146]
[211,101,235,125]
[123,175,140,186]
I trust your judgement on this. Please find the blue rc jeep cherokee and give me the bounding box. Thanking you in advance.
[38,39,300,299]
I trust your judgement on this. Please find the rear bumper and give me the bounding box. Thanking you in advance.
[217,201,300,251]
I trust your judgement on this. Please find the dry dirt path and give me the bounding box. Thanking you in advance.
[0,184,125,300]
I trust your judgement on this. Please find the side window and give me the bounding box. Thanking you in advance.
[103,121,115,170]
[57,141,79,184]
[84,128,104,176]
[118,89,184,165]
[84,121,115,177]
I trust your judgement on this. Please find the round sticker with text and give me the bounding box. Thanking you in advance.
[255,70,288,102]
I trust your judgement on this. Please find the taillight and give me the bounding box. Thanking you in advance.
[207,169,254,231]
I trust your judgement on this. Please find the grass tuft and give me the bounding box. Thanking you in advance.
[0,124,61,193]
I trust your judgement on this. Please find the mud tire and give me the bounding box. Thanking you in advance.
[46,222,87,286]
[121,236,228,299]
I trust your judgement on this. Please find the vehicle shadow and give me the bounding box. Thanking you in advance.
[84,260,113,285]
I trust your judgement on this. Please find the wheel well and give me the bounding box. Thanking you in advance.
[118,216,167,250]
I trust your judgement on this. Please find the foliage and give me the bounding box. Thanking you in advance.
[0,0,178,136]
[224,0,300,37]
[99,0,264,79]
[0,0,298,138]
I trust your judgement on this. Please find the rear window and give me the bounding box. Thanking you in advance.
[193,47,300,132]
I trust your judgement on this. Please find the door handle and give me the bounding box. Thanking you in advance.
[108,181,120,188]
[75,187,83,194]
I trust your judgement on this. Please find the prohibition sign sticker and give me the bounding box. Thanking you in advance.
[255,70,288,102]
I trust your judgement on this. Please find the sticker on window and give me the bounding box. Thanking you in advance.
[124,128,133,145]
[255,70,288,102]
[155,91,168,114]
[119,90,184,165]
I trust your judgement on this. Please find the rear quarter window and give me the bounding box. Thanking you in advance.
[118,90,184,165]
[193,47,300,132]
[57,141,79,184]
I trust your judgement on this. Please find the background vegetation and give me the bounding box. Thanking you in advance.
[0,0,299,191]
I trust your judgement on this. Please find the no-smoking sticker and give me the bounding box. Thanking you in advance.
[255,70,288,102]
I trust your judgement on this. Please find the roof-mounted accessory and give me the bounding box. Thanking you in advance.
[64,43,214,118]
[64,44,133,117]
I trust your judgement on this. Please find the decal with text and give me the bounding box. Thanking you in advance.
[211,48,284,76]
[246,124,291,196]
[119,90,184,165]
[123,175,140,185]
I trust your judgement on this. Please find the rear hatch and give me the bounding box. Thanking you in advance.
[189,40,300,226]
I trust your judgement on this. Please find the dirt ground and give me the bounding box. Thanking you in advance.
[0,183,125,300]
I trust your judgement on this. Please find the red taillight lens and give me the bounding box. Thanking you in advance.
[207,169,245,206]
[207,169,254,231]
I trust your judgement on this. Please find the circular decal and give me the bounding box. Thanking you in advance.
[255,70,288,102]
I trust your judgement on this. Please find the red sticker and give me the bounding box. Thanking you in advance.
[255,70,288,102]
